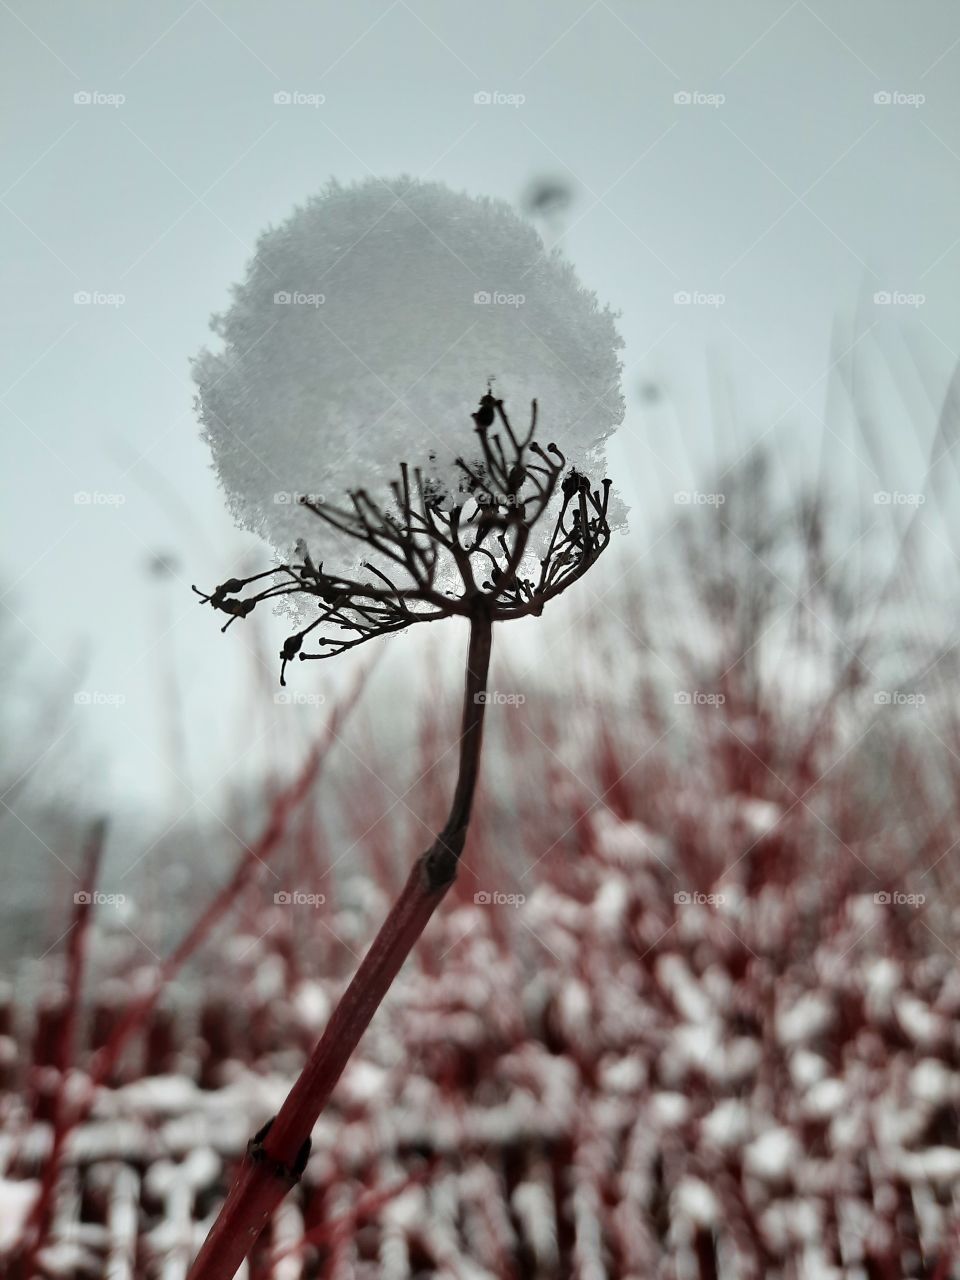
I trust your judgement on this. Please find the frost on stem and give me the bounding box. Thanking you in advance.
[194,390,614,684]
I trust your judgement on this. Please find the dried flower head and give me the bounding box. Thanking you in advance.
[195,389,613,683]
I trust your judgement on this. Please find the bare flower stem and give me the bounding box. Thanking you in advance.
[187,604,494,1280]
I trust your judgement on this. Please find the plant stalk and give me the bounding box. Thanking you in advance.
[187,606,494,1280]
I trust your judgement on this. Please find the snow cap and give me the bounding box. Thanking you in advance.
[193,175,625,567]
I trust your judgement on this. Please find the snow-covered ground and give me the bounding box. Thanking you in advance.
[2,787,958,1278]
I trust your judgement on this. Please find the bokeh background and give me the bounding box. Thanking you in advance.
[3,4,960,1277]
[3,0,960,807]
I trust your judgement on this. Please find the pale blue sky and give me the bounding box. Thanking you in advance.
[2,0,959,812]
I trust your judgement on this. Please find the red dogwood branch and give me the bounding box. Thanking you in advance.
[187,605,494,1280]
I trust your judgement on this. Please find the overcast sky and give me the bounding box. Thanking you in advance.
[2,0,960,813]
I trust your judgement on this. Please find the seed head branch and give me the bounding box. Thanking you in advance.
[193,389,614,680]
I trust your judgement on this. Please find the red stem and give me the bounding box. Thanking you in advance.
[187,608,493,1280]
[17,819,106,1278]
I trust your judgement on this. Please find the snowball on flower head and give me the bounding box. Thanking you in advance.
[192,175,625,573]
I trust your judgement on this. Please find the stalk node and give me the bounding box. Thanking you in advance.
[246,1118,311,1186]
[423,838,463,890]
